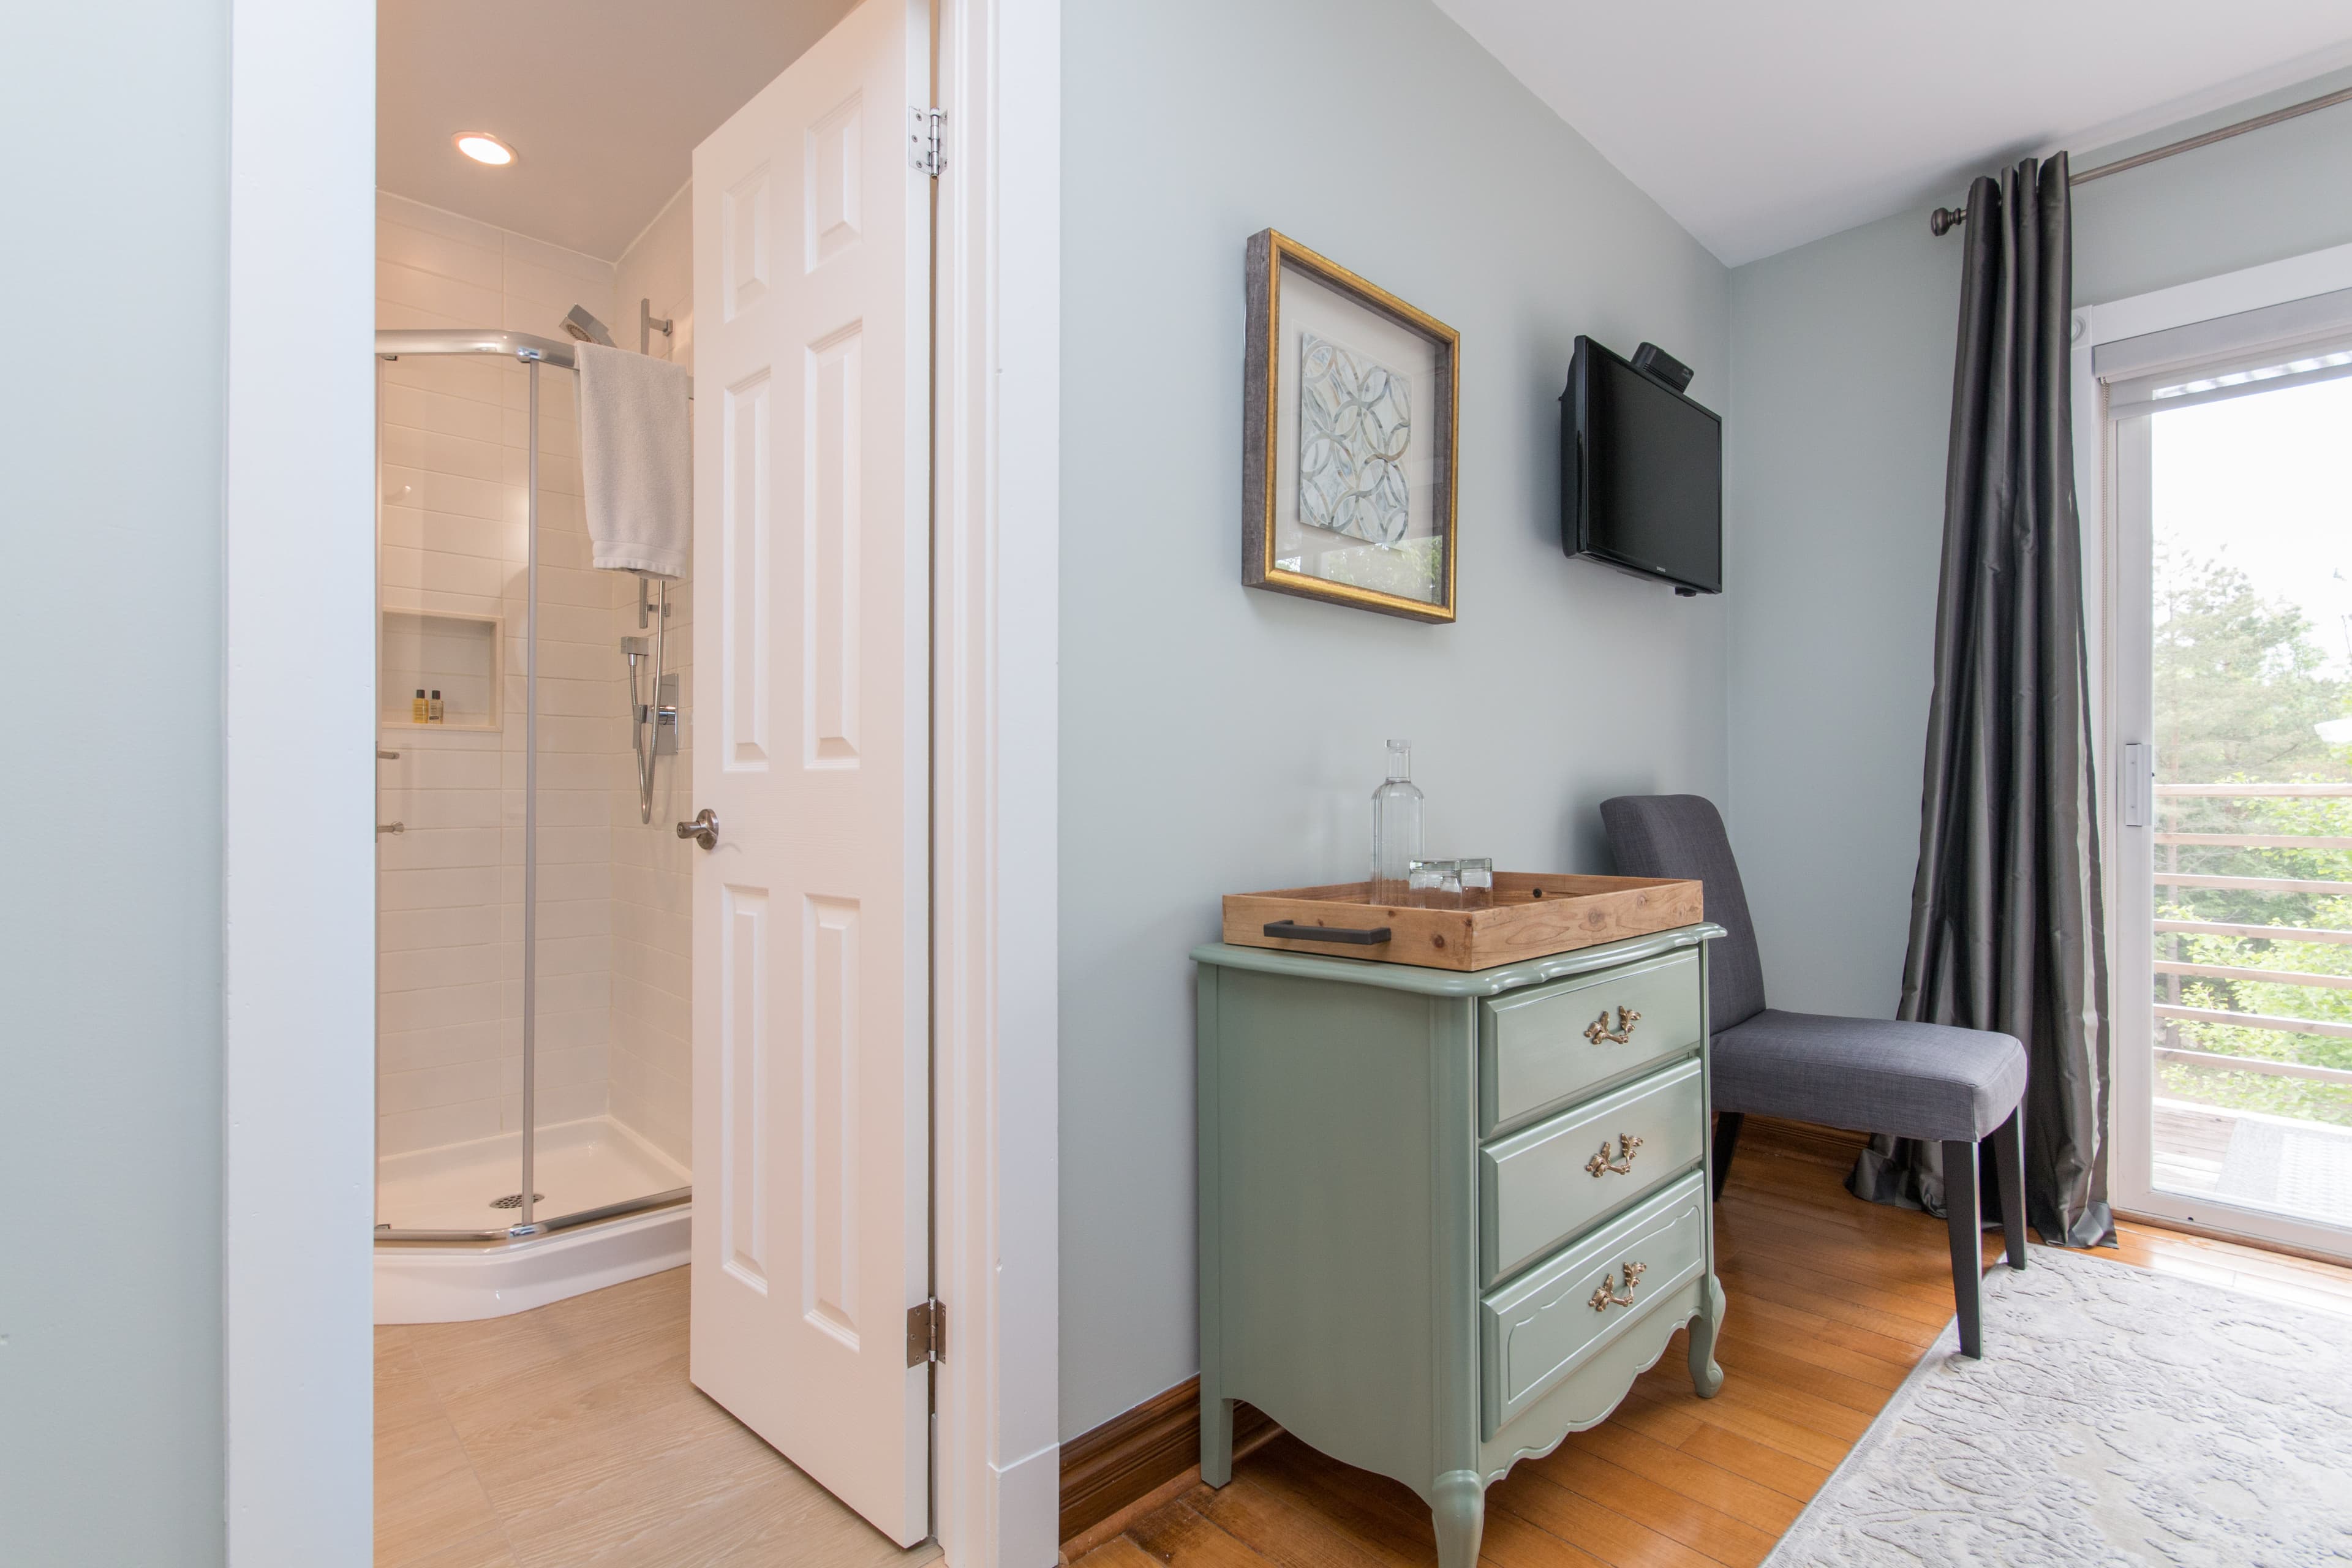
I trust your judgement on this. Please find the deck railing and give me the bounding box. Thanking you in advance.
[2152,782,2352,1088]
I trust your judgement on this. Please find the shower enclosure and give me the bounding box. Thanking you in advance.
[374,328,693,1244]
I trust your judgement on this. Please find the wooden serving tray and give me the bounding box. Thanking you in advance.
[1223,873,1703,973]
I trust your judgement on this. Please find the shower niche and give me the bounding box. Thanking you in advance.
[380,609,503,731]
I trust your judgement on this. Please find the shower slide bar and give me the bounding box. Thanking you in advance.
[372,328,692,1244]
[624,579,676,825]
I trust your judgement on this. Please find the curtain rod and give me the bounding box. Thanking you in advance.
[1929,82,2352,236]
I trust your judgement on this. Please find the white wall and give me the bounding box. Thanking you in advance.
[1058,0,1731,1438]
[616,183,695,369]
[0,2,230,1560]
[1725,67,2352,1018]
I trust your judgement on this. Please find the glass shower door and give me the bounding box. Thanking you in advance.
[373,328,693,1243]
[374,344,527,1239]
[524,352,694,1233]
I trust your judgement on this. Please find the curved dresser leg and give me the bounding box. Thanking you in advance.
[1431,1469,1485,1568]
[1687,1273,1726,1398]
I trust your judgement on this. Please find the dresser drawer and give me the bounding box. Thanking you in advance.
[1480,1173,1708,1437]
[1479,949,1701,1137]
[1479,1058,1705,1285]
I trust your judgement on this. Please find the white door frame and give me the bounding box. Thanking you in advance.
[217,1,1060,1562]
[2073,238,2352,1262]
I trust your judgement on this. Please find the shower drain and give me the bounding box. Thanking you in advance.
[489,1192,545,1210]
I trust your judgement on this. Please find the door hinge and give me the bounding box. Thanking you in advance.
[907,1298,946,1366]
[907,107,946,177]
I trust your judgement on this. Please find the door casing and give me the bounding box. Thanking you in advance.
[217,2,1062,1563]
[2075,239,2352,1264]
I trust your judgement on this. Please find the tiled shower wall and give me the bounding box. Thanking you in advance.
[375,189,696,1173]
[607,185,695,1168]
[605,577,693,1168]
[375,192,620,1157]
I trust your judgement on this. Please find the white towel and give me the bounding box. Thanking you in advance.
[576,341,692,578]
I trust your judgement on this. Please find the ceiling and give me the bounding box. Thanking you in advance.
[379,0,856,261]
[1430,0,2352,266]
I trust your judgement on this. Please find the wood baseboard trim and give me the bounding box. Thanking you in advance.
[1058,1376,1275,1549]
[1058,1415,1289,1564]
[1740,1114,1870,1168]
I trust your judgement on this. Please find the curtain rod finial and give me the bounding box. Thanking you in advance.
[1929,206,1967,237]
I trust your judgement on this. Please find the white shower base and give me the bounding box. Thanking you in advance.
[377,1114,687,1231]
[374,1115,692,1325]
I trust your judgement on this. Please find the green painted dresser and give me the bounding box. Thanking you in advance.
[1194,922,1728,1567]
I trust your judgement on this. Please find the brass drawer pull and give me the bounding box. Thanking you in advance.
[1587,1260,1648,1313]
[1584,1133,1644,1178]
[1583,1005,1641,1046]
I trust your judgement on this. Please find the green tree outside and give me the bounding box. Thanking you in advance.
[2153,545,2352,1125]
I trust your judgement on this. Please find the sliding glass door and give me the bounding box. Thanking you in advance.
[2109,322,2352,1261]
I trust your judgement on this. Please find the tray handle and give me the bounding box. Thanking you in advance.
[1263,919,1392,946]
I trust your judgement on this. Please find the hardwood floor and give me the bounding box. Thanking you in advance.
[1079,1118,2352,1568]
[375,1268,939,1568]
[377,1125,2352,1567]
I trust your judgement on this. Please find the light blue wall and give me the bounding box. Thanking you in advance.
[1060,0,1730,1438]
[0,2,231,1563]
[1725,69,2352,1019]
[1722,209,1961,1017]
[2073,66,2352,306]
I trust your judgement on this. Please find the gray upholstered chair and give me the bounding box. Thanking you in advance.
[1600,794,2029,1358]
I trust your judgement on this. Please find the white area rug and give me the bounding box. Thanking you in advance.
[1762,1245,2352,1566]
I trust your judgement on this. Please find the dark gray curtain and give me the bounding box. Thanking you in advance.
[1850,154,2116,1250]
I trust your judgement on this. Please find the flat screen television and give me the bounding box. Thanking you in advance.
[1561,335,1722,595]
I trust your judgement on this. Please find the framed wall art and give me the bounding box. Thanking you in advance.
[1242,229,1460,623]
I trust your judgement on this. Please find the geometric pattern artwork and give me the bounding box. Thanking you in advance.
[1298,330,1412,544]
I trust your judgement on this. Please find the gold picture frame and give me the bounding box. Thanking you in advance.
[1242,229,1460,623]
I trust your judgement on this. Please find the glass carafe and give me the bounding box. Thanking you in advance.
[1370,739,1424,907]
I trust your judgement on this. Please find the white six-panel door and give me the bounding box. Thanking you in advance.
[687,0,933,1545]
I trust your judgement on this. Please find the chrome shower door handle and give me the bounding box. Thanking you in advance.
[677,809,719,850]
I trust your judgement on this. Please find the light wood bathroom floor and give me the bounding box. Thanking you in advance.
[376,1267,940,1568]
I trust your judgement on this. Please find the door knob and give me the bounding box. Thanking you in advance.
[677,808,719,850]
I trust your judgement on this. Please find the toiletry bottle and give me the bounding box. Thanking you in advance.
[429,690,444,723]
[1370,738,1425,907]
[412,688,428,723]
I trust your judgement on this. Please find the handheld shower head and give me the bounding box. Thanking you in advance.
[562,305,616,347]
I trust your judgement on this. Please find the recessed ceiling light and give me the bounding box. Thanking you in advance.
[453,132,515,167]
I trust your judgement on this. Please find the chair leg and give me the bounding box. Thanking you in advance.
[1711,1112,1744,1202]
[1942,1137,1983,1359]
[1992,1109,2027,1270]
